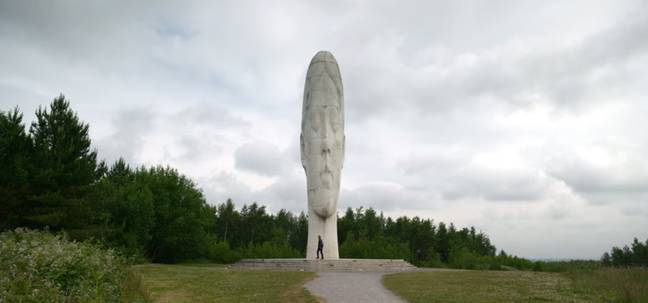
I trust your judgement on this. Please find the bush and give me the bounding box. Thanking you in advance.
[340,237,411,260]
[238,242,302,259]
[449,250,498,270]
[0,228,147,302]
[207,240,241,263]
[418,253,445,268]
[537,259,600,272]
[490,254,535,271]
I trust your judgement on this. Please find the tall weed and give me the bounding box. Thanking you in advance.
[0,228,148,302]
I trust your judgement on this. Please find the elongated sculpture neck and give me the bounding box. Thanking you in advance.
[301,51,344,260]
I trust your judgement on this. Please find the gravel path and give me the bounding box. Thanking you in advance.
[304,272,406,303]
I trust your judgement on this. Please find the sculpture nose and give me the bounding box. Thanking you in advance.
[322,145,330,158]
[322,140,333,168]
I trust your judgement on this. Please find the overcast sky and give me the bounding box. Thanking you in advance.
[2,0,648,259]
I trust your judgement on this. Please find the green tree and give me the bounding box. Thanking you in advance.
[290,211,308,255]
[272,209,293,245]
[436,222,450,263]
[26,95,102,238]
[362,208,382,240]
[239,202,272,246]
[601,252,612,266]
[410,218,435,265]
[630,238,648,266]
[215,198,239,243]
[605,237,648,267]
[0,108,32,230]
[337,207,355,243]
[138,166,215,263]
[90,159,155,257]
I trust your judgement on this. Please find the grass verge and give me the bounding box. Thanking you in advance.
[383,270,623,303]
[132,264,316,303]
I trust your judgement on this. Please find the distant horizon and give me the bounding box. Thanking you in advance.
[2,1,648,260]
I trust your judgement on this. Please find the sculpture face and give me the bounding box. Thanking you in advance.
[301,51,344,219]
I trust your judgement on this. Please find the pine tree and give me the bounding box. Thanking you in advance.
[26,94,101,237]
[436,222,450,263]
[601,252,612,266]
[0,108,32,229]
[215,198,238,243]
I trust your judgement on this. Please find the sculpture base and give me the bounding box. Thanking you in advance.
[306,209,339,259]
[232,258,417,272]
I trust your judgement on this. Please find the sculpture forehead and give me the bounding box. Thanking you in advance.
[306,62,342,87]
[303,52,343,112]
[301,51,345,136]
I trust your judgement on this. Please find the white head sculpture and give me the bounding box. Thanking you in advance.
[301,51,345,220]
[301,51,344,259]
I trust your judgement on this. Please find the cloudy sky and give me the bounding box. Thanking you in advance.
[2,0,648,259]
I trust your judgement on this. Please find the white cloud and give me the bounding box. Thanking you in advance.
[235,141,289,177]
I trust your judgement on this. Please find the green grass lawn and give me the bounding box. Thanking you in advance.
[383,269,648,303]
[132,264,317,303]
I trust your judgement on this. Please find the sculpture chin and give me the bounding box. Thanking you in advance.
[310,195,337,219]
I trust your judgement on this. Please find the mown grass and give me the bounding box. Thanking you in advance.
[132,264,317,303]
[383,269,646,303]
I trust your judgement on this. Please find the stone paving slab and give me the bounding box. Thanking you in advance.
[304,272,406,303]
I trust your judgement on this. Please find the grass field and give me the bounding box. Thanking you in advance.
[132,264,317,303]
[568,268,648,302]
[383,268,648,303]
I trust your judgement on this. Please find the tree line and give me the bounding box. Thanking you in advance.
[213,199,499,267]
[601,238,648,267]
[0,95,539,268]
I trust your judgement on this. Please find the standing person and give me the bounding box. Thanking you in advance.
[317,235,324,259]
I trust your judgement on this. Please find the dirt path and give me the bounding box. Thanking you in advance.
[304,272,406,303]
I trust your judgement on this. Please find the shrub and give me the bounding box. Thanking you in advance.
[537,259,600,272]
[207,240,241,263]
[449,250,497,270]
[238,242,302,259]
[418,252,444,268]
[340,237,411,260]
[0,228,147,302]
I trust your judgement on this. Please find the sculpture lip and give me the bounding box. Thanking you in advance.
[310,51,338,65]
